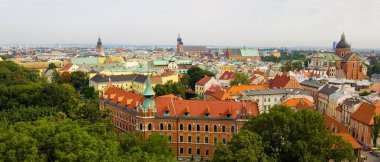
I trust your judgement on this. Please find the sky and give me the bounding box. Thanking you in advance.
[0,0,379,48]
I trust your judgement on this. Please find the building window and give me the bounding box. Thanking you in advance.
[180,124,184,130]
[160,123,164,130]
[188,124,192,131]
[168,123,172,130]
[205,149,209,156]
[168,135,171,142]
[188,136,192,143]
[180,148,184,154]
[197,136,200,143]
[188,148,192,155]
[231,126,235,133]
[180,136,184,143]
[205,125,209,131]
[268,98,271,102]
[214,125,218,132]
[352,63,355,68]
[197,148,201,155]
[222,137,226,144]
[214,136,218,144]
[139,123,143,130]
[197,124,200,131]
[148,123,153,130]
[205,136,209,143]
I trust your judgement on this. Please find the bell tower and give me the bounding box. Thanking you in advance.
[176,34,184,53]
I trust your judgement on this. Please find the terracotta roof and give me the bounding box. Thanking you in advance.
[60,63,74,71]
[102,87,144,109]
[204,85,222,96]
[281,98,315,110]
[161,70,177,77]
[196,76,212,86]
[219,71,236,80]
[351,102,380,125]
[323,114,361,149]
[155,96,259,118]
[248,70,265,76]
[226,84,269,97]
[269,73,290,88]
[207,88,230,101]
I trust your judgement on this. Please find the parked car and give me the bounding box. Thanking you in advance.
[370,148,378,155]
[364,145,373,151]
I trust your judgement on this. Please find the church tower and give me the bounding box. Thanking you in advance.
[95,37,105,56]
[176,34,184,53]
[335,33,351,58]
[138,75,156,117]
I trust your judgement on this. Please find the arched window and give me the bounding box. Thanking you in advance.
[214,125,218,132]
[205,125,209,131]
[168,123,172,130]
[180,124,184,130]
[231,126,235,133]
[222,125,226,132]
[197,124,200,131]
[148,123,152,130]
[160,123,164,130]
[139,123,143,130]
[188,124,192,131]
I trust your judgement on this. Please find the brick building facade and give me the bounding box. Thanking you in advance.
[100,76,259,161]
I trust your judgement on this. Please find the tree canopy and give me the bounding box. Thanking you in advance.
[230,72,250,85]
[153,80,187,98]
[214,105,355,162]
[182,66,215,90]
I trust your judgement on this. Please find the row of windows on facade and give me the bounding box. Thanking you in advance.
[113,111,137,125]
[168,135,227,145]
[256,97,284,103]
[179,147,213,156]
[139,123,235,133]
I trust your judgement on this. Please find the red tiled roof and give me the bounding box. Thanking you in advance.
[226,84,269,97]
[60,62,73,71]
[196,76,212,86]
[270,73,290,88]
[219,71,236,80]
[155,96,259,118]
[333,133,362,149]
[204,85,222,96]
[351,102,380,125]
[281,98,315,111]
[102,87,144,109]
[323,114,361,149]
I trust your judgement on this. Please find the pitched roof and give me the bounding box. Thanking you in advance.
[90,73,138,82]
[351,102,380,125]
[270,73,291,88]
[282,98,315,110]
[196,76,212,86]
[319,85,339,96]
[150,76,162,84]
[204,85,222,96]
[183,46,208,51]
[300,80,325,89]
[60,63,74,71]
[226,84,269,97]
[155,96,258,118]
[102,87,144,109]
[219,71,236,80]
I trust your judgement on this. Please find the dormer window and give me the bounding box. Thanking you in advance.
[226,114,231,118]
[184,112,189,117]
[205,113,210,117]
[165,110,170,116]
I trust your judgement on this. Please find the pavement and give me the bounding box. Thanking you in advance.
[361,150,380,162]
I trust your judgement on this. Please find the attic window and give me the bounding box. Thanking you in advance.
[165,110,170,116]
[184,112,189,117]
[205,113,210,117]
[226,114,231,118]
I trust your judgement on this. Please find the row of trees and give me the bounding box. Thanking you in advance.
[213,105,355,162]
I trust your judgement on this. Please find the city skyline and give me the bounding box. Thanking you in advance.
[1,0,380,48]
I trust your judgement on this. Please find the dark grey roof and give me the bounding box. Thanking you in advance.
[319,85,339,96]
[133,75,148,83]
[183,46,208,52]
[90,73,138,82]
[300,80,325,89]
[336,33,350,49]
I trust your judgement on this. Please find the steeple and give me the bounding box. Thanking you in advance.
[177,33,183,45]
[141,74,156,112]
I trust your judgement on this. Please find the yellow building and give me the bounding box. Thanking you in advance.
[18,61,62,76]
[217,65,235,72]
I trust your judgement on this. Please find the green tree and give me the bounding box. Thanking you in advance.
[185,66,215,90]
[372,113,380,147]
[230,72,250,85]
[70,71,88,90]
[143,133,173,156]
[241,105,355,161]
[0,61,40,86]
[213,130,270,162]
[48,63,57,69]
[154,81,187,98]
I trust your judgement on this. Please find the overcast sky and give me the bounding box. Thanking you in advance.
[0,0,379,48]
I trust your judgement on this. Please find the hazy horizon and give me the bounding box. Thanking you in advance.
[1,0,379,48]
